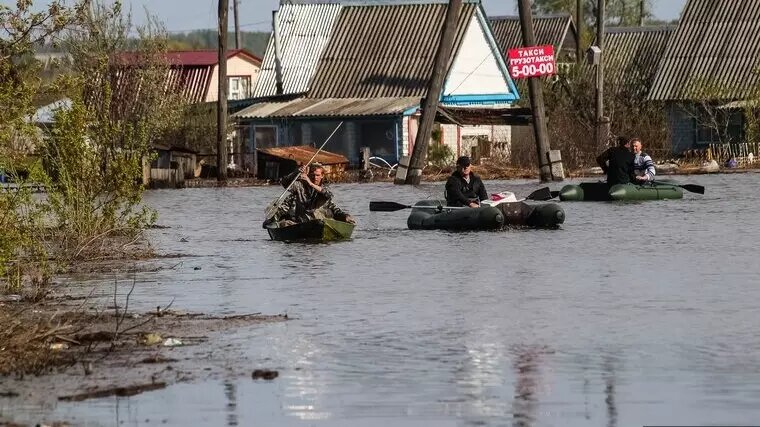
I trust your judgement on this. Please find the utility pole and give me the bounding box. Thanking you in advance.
[233,0,241,49]
[595,0,609,149]
[217,0,229,182]
[517,0,552,182]
[576,0,583,64]
[272,10,284,95]
[402,0,462,185]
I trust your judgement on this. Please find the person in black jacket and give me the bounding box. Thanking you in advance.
[596,136,635,186]
[445,156,488,207]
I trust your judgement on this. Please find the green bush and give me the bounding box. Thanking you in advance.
[427,142,454,168]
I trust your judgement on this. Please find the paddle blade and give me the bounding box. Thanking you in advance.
[680,184,705,194]
[525,187,553,201]
[369,201,412,212]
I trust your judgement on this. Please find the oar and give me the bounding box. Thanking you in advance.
[369,187,558,212]
[264,121,344,219]
[651,180,705,195]
[368,201,470,212]
[524,187,553,201]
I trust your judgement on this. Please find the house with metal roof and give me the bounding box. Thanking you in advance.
[236,1,521,167]
[163,49,262,103]
[489,14,578,63]
[604,26,675,98]
[649,0,760,154]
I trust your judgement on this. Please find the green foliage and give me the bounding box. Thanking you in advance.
[1,0,180,289]
[427,142,454,168]
[532,0,653,27]
[166,30,270,57]
[159,103,218,154]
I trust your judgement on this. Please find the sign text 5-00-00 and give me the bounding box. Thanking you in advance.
[507,45,557,79]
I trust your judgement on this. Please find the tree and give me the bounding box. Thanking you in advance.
[532,0,653,28]
[1,0,185,289]
[1,1,86,288]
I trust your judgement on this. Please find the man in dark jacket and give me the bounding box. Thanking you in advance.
[445,156,488,207]
[596,136,635,186]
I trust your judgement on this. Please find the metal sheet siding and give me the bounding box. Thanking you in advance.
[234,96,420,119]
[490,15,572,53]
[604,26,675,97]
[253,4,342,97]
[649,0,760,101]
[307,3,476,98]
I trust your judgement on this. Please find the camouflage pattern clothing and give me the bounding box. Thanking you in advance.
[270,170,349,225]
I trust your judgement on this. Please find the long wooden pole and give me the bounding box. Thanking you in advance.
[217,0,229,182]
[403,0,462,185]
[233,0,241,49]
[517,0,552,182]
[576,0,583,64]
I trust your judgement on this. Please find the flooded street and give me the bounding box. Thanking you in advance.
[6,173,760,426]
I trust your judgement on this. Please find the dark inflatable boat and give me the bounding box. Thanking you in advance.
[407,200,504,231]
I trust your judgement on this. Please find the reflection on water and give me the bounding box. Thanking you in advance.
[225,381,237,427]
[511,346,545,427]
[5,174,760,426]
[603,357,617,427]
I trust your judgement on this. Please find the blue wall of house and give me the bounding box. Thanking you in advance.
[244,117,402,166]
[666,103,696,154]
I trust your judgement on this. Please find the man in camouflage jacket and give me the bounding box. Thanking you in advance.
[266,164,354,226]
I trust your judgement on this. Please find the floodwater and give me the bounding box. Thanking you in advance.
[5,173,760,426]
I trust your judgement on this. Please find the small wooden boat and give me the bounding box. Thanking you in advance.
[265,218,355,242]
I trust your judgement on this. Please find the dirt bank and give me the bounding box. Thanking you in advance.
[0,288,287,422]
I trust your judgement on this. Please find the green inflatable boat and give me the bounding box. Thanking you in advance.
[559,181,684,201]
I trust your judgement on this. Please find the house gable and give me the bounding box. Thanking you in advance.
[490,14,578,62]
[253,3,343,97]
[307,3,478,99]
[442,6,518,105]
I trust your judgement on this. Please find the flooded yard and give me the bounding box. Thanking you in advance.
[3,173,760,426]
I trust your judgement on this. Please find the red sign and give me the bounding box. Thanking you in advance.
[507,45,557,79]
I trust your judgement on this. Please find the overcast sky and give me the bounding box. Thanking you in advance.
[3,0,688,33]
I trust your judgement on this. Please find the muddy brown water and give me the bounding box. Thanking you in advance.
[4,174,760,426]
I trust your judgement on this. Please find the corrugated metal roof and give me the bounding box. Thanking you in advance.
[489,14,576,55]
[165,49,262,66]
[649,0,760,101]
[307,3,477,98]
[234,96,420,119]
[253,4,343,97]
[257,145,348,165]
[604,26,675,97]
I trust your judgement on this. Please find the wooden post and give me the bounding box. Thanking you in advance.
[517,0,553,182]
[272,10,284,95]
[361,147,371,170]
[233,0,241,49]
[576,0,583,64]
[639,0,645,26]
[217,0,229,182]
[595,0,608,149]
[402,0,462,185]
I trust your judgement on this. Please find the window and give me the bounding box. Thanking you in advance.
[255,126,277,149]
[695,109,744,146]
[228,76,251,100]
